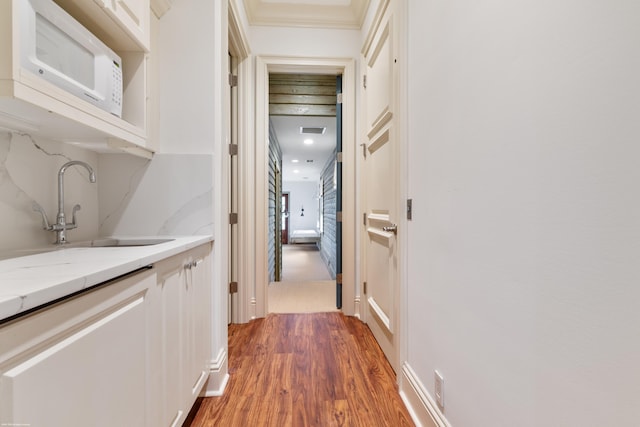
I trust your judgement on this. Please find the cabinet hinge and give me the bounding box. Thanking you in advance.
[229,213,238,225]
[229,143,238,156]
[229,282,238,294]
[229,73,238,87]
[337,93,343,104]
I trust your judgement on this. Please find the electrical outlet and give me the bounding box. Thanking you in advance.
[434,370,444,409]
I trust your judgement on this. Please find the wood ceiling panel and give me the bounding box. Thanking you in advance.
[269,74,337,117]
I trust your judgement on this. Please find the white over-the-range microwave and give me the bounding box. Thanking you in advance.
[18,0,123,118]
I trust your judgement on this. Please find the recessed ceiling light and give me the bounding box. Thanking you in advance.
[293,170,300,173]
[292,159,299,163]
[303,139,314,145]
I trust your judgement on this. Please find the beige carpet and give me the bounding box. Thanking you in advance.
[281,244,332,282]
[268,244,337,313]
[268,281,338,313]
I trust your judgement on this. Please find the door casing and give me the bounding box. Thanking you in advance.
[251,56,358,319]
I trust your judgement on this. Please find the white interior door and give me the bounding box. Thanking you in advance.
[362,0,399,371]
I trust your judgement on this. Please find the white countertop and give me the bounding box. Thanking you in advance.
[0,235,213,322]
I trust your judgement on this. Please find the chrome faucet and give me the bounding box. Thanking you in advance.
[33,160,96,245]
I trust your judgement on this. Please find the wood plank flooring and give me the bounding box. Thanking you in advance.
[186,312,414,427]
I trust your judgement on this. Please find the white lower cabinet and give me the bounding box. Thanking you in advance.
[0,243,212,427]
[0,267,156,427]
[156,243,212,427]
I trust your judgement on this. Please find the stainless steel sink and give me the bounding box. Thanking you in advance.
[68,238,175,248]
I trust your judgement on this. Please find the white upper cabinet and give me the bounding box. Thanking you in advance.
[0,0,152,158]
[55,0,151,52]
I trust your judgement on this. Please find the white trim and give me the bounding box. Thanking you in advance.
[396,0,410,383]
[253,55,358,319]
[243,0,370,30]
[150,0,173,19]
[400,363,451,427]
[203,348,229,397]
[362,0,391,56]
[229,0,253,324]
[368,296,391,330]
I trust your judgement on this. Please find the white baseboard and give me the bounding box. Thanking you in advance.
[400,362,451,427]
[353,296,361,319]
[203,348,229,397]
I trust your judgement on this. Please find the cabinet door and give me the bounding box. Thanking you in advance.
[95,0,150,50]
[158,262,186,427]
[185,252,211,403]
[0,272,155,427]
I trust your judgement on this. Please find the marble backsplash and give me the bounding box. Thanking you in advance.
[0,130,214,252]
[0,131,99,251]
[98,153,214,237]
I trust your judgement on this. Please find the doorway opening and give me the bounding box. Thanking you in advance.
[251,56,357,321]
[266,73,339,313]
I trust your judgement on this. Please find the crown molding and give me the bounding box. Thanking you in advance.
[243,0,370,29]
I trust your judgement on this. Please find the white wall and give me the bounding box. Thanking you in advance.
[0,131,98,251]
[405,1,640,426]
[283,180,319,232]
[249,25,361,58]
[155,0,217,154]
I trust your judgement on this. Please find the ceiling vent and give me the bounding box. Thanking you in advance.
[300,126,326,135]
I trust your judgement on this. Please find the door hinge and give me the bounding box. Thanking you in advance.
[407,198,413,220]
[363,212,367,226]
[336,211,342,223]
[229,281,238,294]
[336,273,343,284]
[363,281,367,294]
[336,152,343,163]
[229,213,238,225]
[337,93,343,104]
[229,143,238,156]
[360,143,367,159]
[363,74,367,89]
[229,73,238,87]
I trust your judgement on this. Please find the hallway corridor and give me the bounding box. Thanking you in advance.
[187,313,414,426]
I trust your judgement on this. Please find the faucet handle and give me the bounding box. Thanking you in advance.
[70,204,82,227]
[32,202,51,230]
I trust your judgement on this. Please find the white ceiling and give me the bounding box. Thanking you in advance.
[271,115,336,183]
[243,0,370,29]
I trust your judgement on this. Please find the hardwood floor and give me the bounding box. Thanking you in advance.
[187,312,414,427]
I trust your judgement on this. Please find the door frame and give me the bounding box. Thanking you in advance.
[252,56,358,319]
[282,192,290,245]
[228,1,252,324]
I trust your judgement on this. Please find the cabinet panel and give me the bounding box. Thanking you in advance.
[0,270,156,427]
[185,252,212,401]
[56,0,150,51]
[158,262,186,427]
[155,243,212,427]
